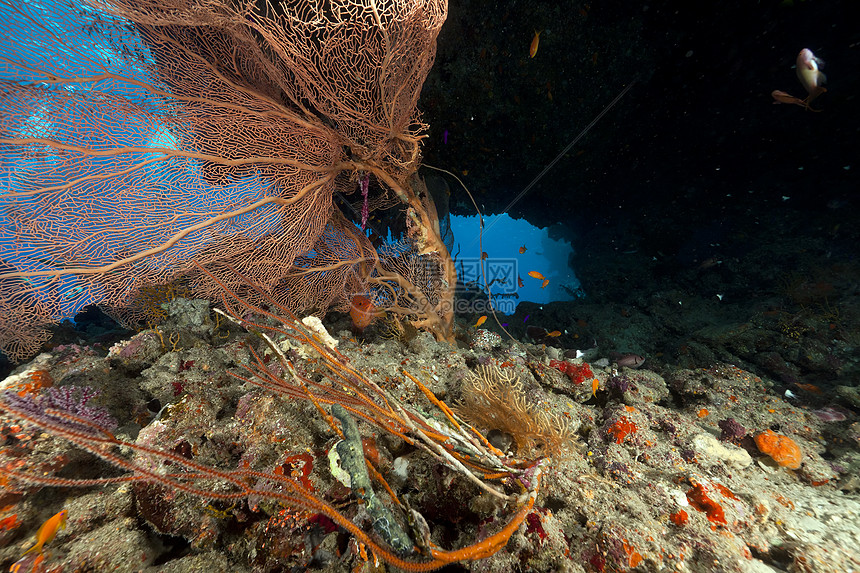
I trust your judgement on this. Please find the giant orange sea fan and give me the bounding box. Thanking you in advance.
[0,0,454,361]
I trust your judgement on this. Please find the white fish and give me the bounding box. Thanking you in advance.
[796,48,827,103]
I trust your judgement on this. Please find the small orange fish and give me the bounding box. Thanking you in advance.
[527,271,545,280]
[541,279,550,289]
[591,378,599,397]
[517,276,524,288]
[771,89,807,107]
[481,251,488,260]
[793,382,823,395]
[529,30,542,58]
[473,315,488,328]
[14,509,67,568]
[771,89,823,112]
[349,294,377,332]
[519,245,527,254]
[546,330,561,337]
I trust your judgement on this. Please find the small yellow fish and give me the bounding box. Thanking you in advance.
[473,315,488,328]
[519,245,527,254]
[529,30,542,58]
[13,509,67,570]
[527,271,545,280]
[546,330,562,337]
[541,279,550,289]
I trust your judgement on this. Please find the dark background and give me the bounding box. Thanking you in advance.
[420,0,859,260]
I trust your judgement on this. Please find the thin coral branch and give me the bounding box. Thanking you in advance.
[0,294,546,571]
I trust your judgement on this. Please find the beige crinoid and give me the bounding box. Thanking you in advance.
[455,364,575,459]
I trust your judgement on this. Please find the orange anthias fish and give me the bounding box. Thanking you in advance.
[517,276,524,288]
[10,510,67,573]
[519,245,527,254]
[349,294,378,332]
[473,315,488,328]
[771,89,807,107]
[527,271,545,280]
[529,30,542,58]
[793,382,823,395]
[541,279,550,289]
[546,330,561,337]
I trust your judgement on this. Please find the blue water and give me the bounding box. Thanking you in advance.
[0,0,280,322]
[449,212,581,314]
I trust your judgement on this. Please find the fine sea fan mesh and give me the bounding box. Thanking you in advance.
[0,0,446,360]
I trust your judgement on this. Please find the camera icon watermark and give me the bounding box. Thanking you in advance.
[454,257,518,315]
[456,257,517,294]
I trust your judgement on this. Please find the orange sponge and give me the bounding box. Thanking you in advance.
[754,429,802,469]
